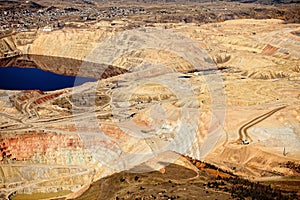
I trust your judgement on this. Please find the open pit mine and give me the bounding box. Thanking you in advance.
[0,0,300,200]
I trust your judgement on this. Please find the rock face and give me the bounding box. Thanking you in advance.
[0,54,128,79]
[0,131,83,163]
[0,28,114,60]
[0,130,94,196]
[0,18,300,199]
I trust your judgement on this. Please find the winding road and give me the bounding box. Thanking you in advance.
[238,106,286,143]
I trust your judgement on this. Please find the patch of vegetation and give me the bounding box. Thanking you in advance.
[53,97,72,110]
[281,161,300,173]
[184,155,299,200]
[183,155,236,177]
[226,177,298,200]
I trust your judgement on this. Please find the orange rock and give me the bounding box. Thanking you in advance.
[160,167,166,174]
[196,161,205,168]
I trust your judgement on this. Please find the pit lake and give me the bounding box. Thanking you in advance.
[0,66,97,91]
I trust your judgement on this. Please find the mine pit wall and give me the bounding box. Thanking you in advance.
[0,30,33,59]
[0,131,89,165]
[0,28,116,61]
[0,54,128,80]
[1,165,93,194]
[0,130,97,194]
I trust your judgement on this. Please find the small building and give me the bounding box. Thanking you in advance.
[42,26,53,32]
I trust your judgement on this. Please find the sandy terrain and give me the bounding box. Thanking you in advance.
[0,1,299,199]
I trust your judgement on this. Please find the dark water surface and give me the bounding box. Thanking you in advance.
[0,66,97,91]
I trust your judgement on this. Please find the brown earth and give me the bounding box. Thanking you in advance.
[0,1,299,200]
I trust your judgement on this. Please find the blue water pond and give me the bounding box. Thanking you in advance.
[0,66,97,91]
